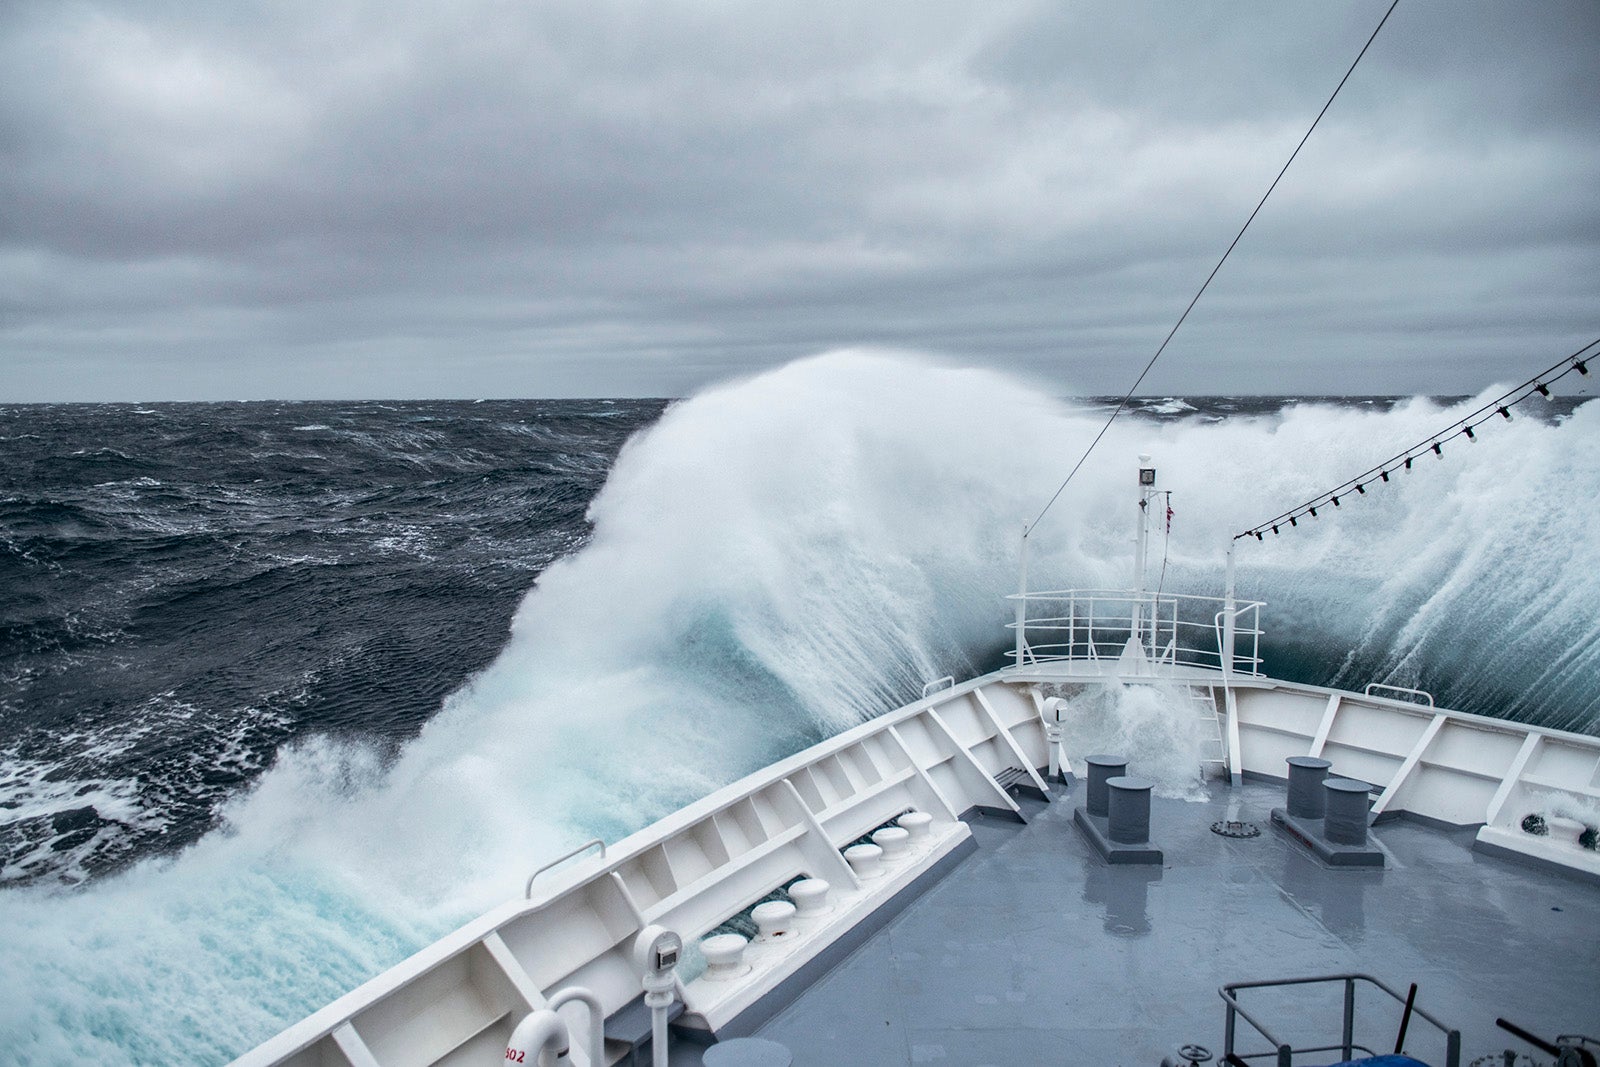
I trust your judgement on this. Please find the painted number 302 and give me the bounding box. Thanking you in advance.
[503,1050,525,1063]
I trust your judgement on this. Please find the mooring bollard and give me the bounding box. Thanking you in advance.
[1323,778,1371,846]
[1107,775,1155,845]
[1085,754,1128,818]
[1286,756,1333,819]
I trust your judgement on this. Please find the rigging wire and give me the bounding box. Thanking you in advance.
[1153,491,1174,602]
[1026,0,1402,535]
[1233,336,1599,541]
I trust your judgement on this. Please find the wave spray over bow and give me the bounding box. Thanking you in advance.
[1,351,1596,1064]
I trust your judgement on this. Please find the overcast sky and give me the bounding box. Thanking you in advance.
[2,1,1597,401]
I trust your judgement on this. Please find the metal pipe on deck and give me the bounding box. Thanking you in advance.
[546,987,604,1067]
[505,1009,571,1067]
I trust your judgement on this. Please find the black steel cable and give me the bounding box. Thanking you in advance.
[1028,0,1402,534]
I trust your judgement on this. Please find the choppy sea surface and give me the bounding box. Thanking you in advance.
[1,354,1595,1064]
[1,398,664,888]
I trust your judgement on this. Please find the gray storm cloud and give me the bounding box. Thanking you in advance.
[1,0,1597,400]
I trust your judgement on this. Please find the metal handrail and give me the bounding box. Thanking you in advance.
[1009,588,1264,610]
[524,838,607,899]
[1364,683,1435,707]
[1004,588,1266,676]
[1221,973,1460,1067]
[921,676,955,698]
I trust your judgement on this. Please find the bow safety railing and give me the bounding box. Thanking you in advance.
[1005,589,1264,677]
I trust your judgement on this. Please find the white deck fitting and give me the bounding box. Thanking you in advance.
[238,664,1600,1067]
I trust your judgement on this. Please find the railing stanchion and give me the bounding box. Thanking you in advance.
[1223,542,1238,678]
[1342,976,1355,1061]
[1015,525,1029,667]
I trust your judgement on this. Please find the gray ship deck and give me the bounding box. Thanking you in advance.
[702,778,1598,1065]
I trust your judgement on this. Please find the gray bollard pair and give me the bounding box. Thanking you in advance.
[1272,755,1383,866]
[1074,754,1162,864]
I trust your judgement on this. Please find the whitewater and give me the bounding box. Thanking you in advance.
[1,351,1597,1064]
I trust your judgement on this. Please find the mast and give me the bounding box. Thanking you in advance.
[1015,524,1030,667]
[1132,454,1156,651]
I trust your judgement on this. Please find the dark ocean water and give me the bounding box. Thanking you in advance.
[0,399,665,886]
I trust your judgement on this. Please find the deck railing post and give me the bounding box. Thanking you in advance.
[1015,525,1029,666]
[1342,976,1355,1061]
[1222,542,1238,677]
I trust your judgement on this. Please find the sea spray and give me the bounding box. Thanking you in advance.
[1,351,1598,1064]
[1048,683,1210,800]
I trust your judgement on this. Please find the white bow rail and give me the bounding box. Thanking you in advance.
[1006,588,1264,676]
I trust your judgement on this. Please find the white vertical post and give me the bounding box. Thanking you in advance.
[1222,540,1241,785]
[1222,541,1238,677]
[1014,524,1030,667]
[1133,454,1154,651]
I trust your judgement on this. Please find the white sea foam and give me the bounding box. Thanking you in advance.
[1047,683,1209,800]
[1139,397,1198,415]
[1,350,1597,1064]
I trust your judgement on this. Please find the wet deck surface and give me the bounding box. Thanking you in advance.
[736,778,1600,1066]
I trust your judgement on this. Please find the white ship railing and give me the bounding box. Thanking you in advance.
[1005,588,1264,676]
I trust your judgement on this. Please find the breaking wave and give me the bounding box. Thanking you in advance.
[1,350,1597,1063]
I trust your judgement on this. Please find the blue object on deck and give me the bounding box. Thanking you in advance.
[1319,1056,1430,1067]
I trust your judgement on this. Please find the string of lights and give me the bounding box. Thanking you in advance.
[1234,336,1599,541]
